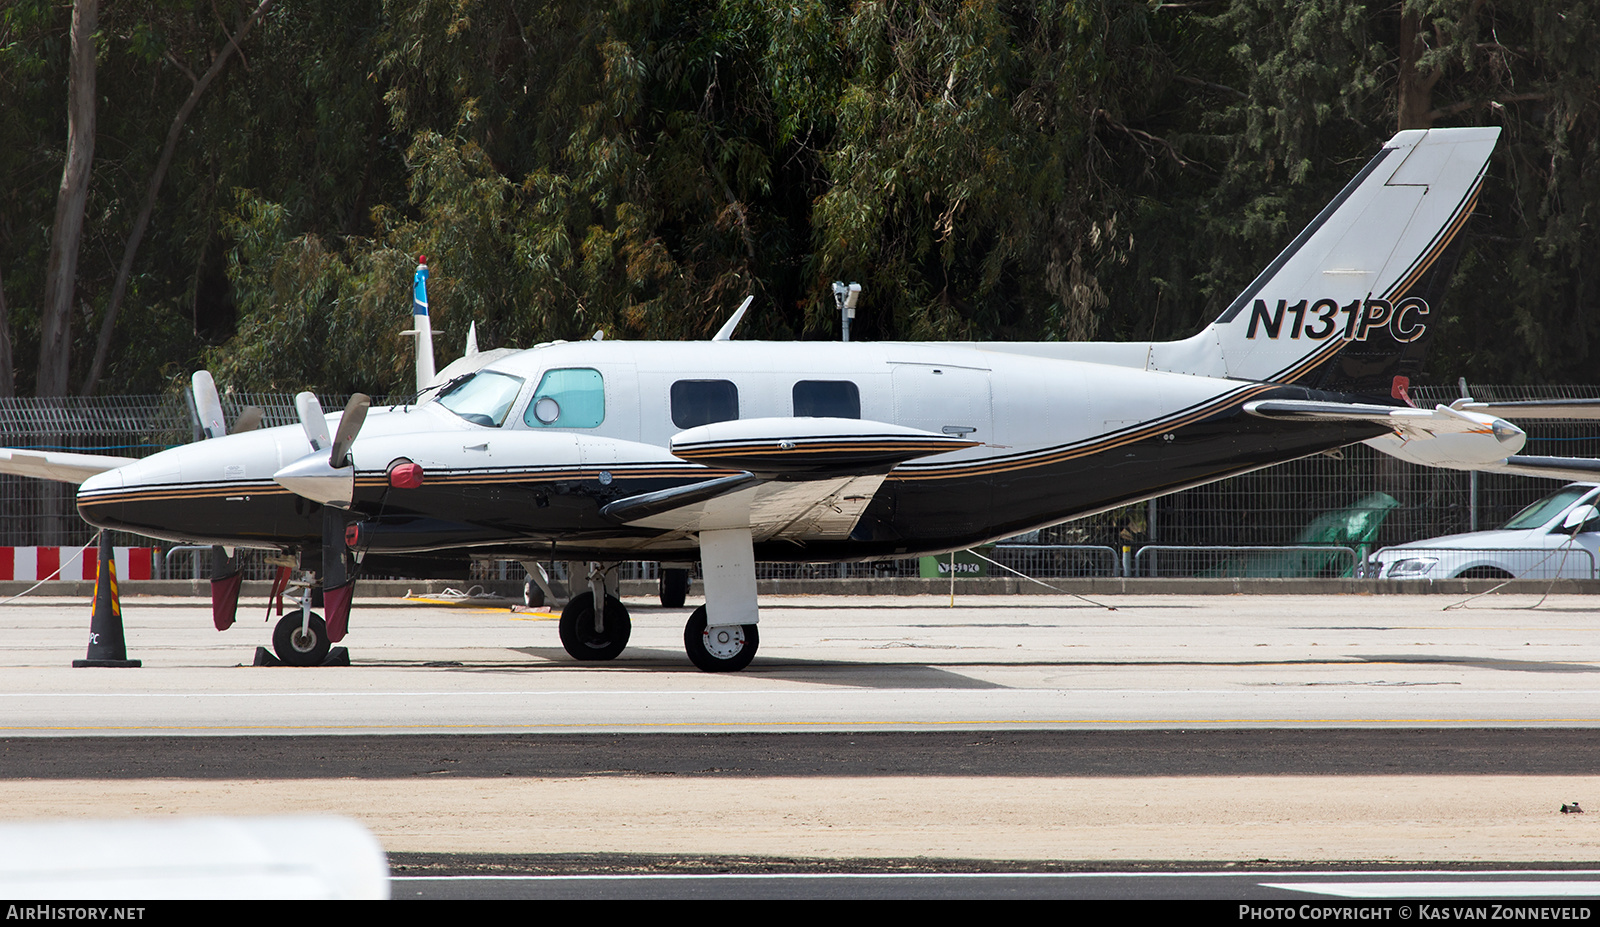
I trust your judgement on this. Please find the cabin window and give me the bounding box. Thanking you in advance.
[437,370,525,427]
[524,368,605,428]
[671,379,739,429]
[793,380,861,419]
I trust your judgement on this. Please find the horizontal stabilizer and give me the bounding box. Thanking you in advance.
[0,448,132,484]
[1453,399,1600,420]
[1248,398,1532,470]
[1244,399,1520,440]
[1483,455,1600,483]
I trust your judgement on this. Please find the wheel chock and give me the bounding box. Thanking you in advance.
[252,646,350,667]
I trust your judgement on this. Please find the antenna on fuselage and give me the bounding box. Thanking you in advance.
[712,296,754,341]
[399,255,435,393]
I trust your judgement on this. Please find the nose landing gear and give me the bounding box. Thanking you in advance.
[272,611,330,666]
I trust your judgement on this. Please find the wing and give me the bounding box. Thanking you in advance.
[601,417,977,541]
[604,473,887,541]
[0,448,133,484]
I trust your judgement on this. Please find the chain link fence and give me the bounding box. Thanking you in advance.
[2,384,1596,579]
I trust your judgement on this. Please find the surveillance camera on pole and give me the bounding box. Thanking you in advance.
[833,281,862,342]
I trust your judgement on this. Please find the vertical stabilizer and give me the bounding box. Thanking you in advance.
[1151,127,1499,397]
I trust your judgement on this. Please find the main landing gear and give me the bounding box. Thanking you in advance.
[552,557,762,671]
[558,592,631,660]
[658,568,691,608]
[684,606,758,672]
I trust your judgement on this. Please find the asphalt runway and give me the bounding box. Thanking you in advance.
[3,591,1600,887]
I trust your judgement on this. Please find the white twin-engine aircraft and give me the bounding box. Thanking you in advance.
[7,125,1600,671]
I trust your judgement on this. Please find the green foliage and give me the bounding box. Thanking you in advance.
[5,0,1600,394]
[209,190,415,393]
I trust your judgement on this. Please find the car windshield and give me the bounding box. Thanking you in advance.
[436,370,525,427]
[1501,486,1595,530]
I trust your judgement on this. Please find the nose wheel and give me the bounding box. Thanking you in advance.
[684,606,758,672]
[272,612,330,666]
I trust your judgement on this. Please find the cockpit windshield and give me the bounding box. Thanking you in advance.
[436,370,525,427]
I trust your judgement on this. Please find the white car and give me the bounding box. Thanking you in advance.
[1373,483,1600,580]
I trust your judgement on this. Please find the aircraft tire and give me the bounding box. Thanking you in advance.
[684,606,758,672]
[658,568,690,608]
[559,592,630,661]
[273,612,330,667]
[523,577,545,608]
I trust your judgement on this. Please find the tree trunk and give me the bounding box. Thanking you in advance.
[1397,10,1444,131]
[0,265,14,397]
[37,0,98,397]
[78,0,278,395]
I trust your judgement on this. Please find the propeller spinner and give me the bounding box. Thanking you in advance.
[273,392,371,507]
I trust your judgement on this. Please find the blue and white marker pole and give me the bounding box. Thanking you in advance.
[403,255,436,393]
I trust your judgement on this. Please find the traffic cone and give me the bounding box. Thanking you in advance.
[73,533,140,668]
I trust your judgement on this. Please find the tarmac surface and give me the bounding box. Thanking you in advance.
[3,590,1600,869]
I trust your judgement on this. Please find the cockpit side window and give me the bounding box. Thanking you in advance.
[793,380,861,418]
[524,367,606,428]
[671,380,739,429]
[437,370,526,427]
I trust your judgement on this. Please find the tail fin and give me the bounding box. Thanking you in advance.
[1152,127,1499,397]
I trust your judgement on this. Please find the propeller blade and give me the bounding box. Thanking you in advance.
[295,392,331,452]
[329,393,370,469]
[233,406,265,433]
[191,371,227,440]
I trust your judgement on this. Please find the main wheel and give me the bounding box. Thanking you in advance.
[523,576,546,608]
[559,592,631,661]
[659,568,690,608]
[273,612,330,666]
[684,605,758,672]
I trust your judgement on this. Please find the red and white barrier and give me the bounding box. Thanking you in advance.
[0,547,154,581]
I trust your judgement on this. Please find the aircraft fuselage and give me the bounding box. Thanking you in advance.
[76,340,1385,564]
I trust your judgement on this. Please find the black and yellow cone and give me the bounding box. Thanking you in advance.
[73,533,140,668]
